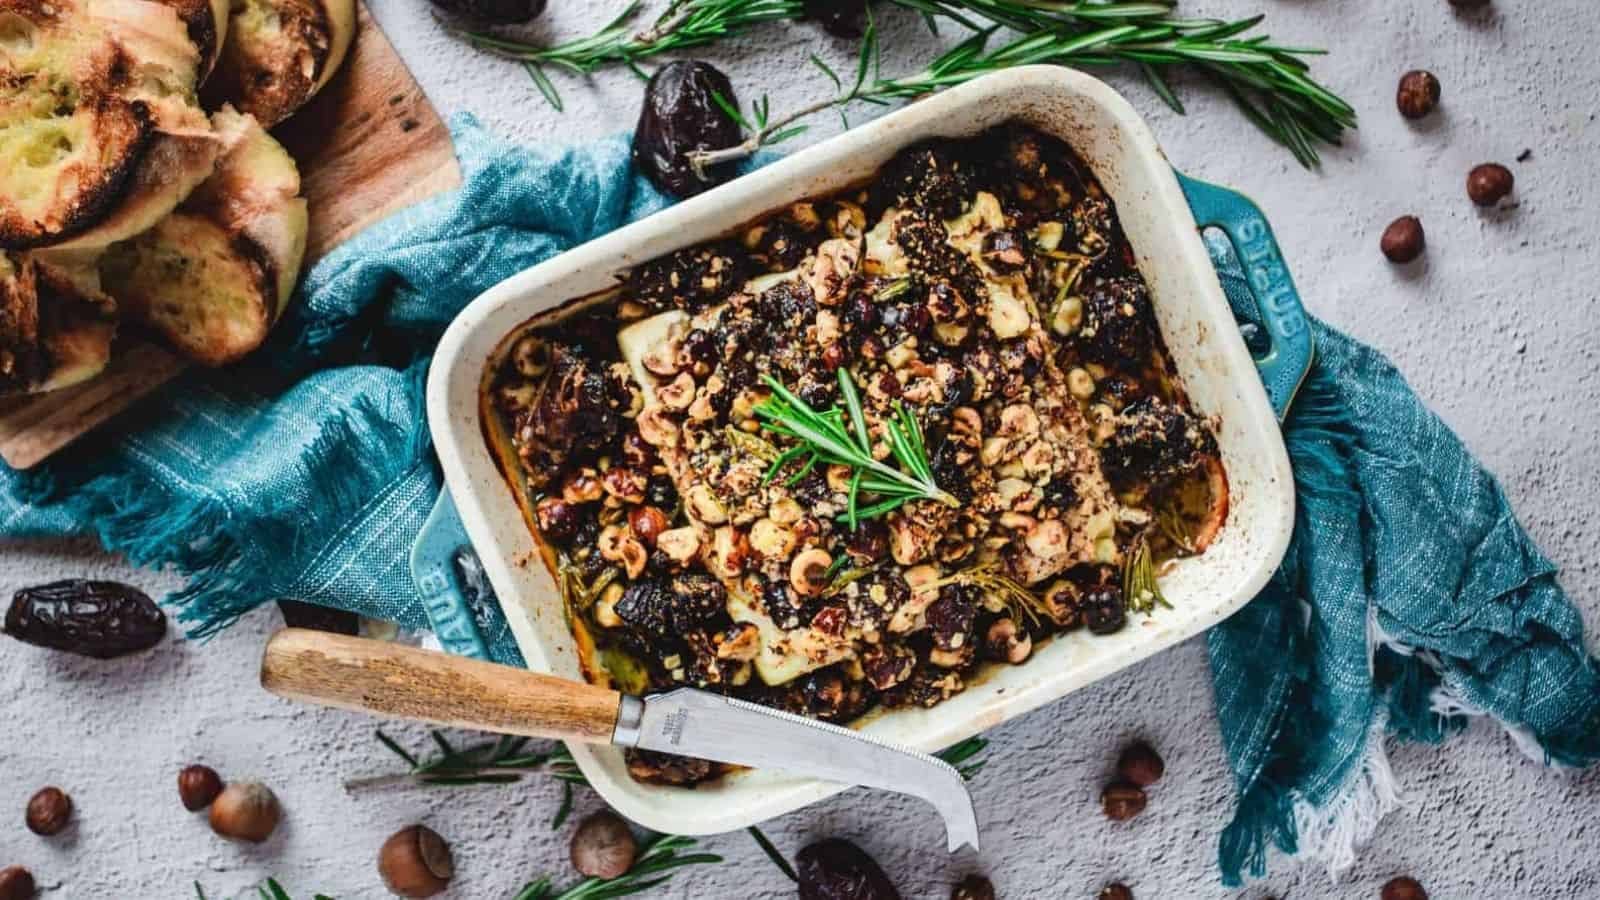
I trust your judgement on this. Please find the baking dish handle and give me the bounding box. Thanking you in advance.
[1176,172,1315,419]
[409,486,497,661]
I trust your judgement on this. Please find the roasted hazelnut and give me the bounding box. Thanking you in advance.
[1466,163,1514,207]
[0,866,36,900]
[821,342,848,370]
[561,469,604,504]
[952,874,996,900]
[627,505,670,548]
[1447,0,1488,7]
[178,765,226,812]
[598,525,649,579]
[24,787,70,836]
[790,548,834,597]
[656,526,700,564]
[1042,580,1082,629]
[1380,216,1425,263]
[1101,782,1147,821]
[209,781,281,843]
[1381,876,1428,900]
[1099,884,1133,900]
[1396,70,1440,119]
[984,618,1032,664]
[534,493,585,534]
[601,466,649,504]
[1116,742,1165,787]
[378,825,453,898]
[570,811,637,880]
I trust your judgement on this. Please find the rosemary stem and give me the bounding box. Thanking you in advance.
[343,773,425,791]
[689,93,847,171]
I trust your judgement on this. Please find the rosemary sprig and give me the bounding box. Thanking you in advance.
[1121,532,1171,615]
[754,369,957,529]
[690,0,1353,170]
[349,729,582,791]
[450,0,806,108]
[934,560,1050,627]
[513,833,722,900]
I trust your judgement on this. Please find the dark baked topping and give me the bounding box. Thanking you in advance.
[487,123,1229,784]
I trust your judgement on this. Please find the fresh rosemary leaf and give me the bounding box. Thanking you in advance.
[375,729,418,768]
[1122,533,1171,614]
[515,834,722,900]
[754,371,956,527]
[937,736,990,780]
[352,729,576,789]
[550,781,575,830]
[747,826,799,882]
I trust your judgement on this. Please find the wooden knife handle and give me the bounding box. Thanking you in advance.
[260,628,623,744]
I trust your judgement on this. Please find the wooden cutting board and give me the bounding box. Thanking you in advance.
[0,3,462,470]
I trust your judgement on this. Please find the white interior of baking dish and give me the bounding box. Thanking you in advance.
[428,66,1295,837]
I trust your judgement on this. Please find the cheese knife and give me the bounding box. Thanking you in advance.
[260,628,980,851]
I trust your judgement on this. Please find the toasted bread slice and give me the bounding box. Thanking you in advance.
[100,106,306,366]
[204,0,354,127]
[0,0,219,250]
[156,0,231,81]
[0,251,116,395]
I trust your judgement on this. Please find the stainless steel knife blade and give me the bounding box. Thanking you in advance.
[613,688,979,852]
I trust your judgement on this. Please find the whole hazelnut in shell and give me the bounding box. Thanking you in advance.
[209,782,281,843]
[178,765,225,812]
[25,787,71,836]
[570,811,637,880]
[379,825,454,898]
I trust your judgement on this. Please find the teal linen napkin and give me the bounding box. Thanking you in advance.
[1,116,1594,882]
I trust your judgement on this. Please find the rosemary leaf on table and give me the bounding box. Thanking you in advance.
[450,0,806,107]
[449,0,1350,168]
[348,728,584,791]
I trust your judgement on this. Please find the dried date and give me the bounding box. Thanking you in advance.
[797,838,902,900]
[427,0,544,24]
[3,580,165,658]
[633,61,743,198]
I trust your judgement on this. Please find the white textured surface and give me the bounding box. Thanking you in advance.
[5,1,1600,897]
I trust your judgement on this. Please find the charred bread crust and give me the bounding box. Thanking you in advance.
[156,0,231,80]
[46,123,224,253]
[0,0,214,249]
[100,106,306,366]
[0,252,44,391]
[0,251,116,395]
[205,0,354,127]
[0,98,155,250]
